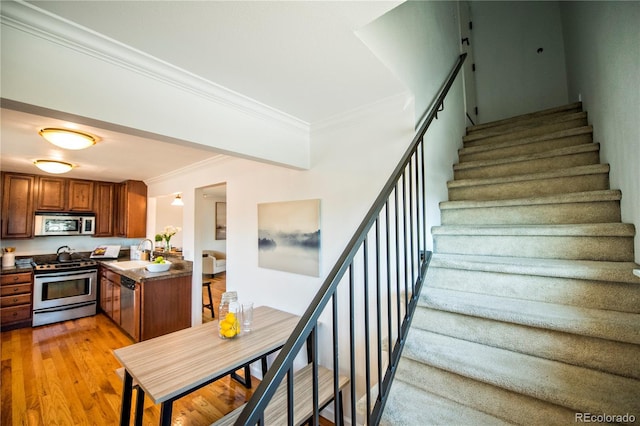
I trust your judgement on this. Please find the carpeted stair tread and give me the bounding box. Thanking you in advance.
[400,329,640,415]
[459,125,593,157]
[466,102,582,134]
[440,190,622,225]
[447,163,609,190]
[440,190,621,211]
[393,357,592,425]
[429,253,640,284]
[419,287,640,344]
[454,143,599,171]
[432,222,635,237]
[462,111,587,144]
[412,308,640,379]
[380,378,510,426]
[463,113,587,146]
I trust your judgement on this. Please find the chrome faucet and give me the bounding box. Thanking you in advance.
[137,239,154,261]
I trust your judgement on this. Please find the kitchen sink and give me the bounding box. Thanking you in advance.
[109,260,152,270]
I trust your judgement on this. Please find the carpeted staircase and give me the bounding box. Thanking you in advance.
[381,103,640,425]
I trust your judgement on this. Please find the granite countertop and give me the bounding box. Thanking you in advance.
[100,258,193,283]
[1,254,193,283]
[0,264,34,275]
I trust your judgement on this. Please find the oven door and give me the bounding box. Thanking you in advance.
[33,269,98,311]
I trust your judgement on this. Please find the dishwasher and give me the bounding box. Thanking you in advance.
[120,276,138,340]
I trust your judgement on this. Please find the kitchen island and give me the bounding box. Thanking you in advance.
[99,258,192,342]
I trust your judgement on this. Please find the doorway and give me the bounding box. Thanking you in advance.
[195,183,227,324]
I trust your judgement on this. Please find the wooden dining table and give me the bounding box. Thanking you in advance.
[114,305,300,426]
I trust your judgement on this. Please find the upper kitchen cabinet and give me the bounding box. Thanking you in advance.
[68,179,94,211]
[35,176,66,211]
[116,180,147,238]
[36,177,94,212]
[94,181,115,237]
[1,172,36,239]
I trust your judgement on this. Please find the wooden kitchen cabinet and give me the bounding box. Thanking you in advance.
[99,267,121,324]
[68,179,94,211]
[36,177,94,211]
[116,180,147,238]
[0,271,33,330]
[35,176,66,211]
[94,181,115,237]
[1,172,36,239]
[140,275,191,341]
[100,266,191,342]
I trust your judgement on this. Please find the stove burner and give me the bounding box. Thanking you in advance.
[33,258,98,274]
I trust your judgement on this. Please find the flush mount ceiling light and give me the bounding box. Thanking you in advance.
[34,160,74,174]
[171,193,184,206]
[39,128,96,150]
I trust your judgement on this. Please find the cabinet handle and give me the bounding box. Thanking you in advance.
[13,276,19,281]
[12,312,18,317]
[13,288,19,292]
[13,298,18,303]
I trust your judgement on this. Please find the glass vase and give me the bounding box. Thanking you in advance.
[165,239,171,252]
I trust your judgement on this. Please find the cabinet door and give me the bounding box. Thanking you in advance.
[1,173,35,239]
[111,279,121,325]
[94,182,115,237]
[116,180,147,238]
[36,176,66,211]
[68,179,94,211]
[100,272,113,317]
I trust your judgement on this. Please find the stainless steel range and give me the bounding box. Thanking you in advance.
[32,258,98,326]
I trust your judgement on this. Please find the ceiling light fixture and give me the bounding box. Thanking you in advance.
[39,128,96,150]
[34,160,74,174]
[171,194,184,206]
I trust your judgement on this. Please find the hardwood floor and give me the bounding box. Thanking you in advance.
[202,273,226,323]
[2,272,333,425]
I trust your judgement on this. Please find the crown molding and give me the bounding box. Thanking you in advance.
[0,0,310,134]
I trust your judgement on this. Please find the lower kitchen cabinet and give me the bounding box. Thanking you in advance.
[100,266,191,342]
[139,275,191,341]
[1,271,33,330]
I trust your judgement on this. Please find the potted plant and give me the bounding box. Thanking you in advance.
[155,234,163,251]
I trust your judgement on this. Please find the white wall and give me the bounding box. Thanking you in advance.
[147,94,415,325]
[560,1,640,263]
[470,1,569,123]
[356,0,462,127]
[154,194,184,249]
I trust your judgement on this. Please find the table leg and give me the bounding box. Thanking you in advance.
[119,370,133,426]
[134,386,145,426]
[230,364,252,388]
[160,401,173,426]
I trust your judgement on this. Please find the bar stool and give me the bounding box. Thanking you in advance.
[202,278,214,317]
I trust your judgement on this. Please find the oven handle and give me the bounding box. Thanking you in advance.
[33,301,97,314]
[34,269,98,279]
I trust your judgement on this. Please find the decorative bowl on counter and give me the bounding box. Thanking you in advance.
[146,261,171,272]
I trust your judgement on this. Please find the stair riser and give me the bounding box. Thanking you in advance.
[459,133,592,162]
[441,200,621,225]
[467,108,582,135]
[426,266,640,313]
[394,360,580,425]
[448,173,609,201]
[455,151,599,180]
[433,234,634,261]
[464,118,588,147]
[412,307,640,378]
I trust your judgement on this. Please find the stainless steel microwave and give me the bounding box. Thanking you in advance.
[34,212,96,236]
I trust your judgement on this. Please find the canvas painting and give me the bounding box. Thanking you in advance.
[258,199,320,277]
